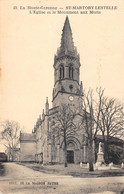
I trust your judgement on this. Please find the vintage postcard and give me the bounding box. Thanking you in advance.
[0,0,124,193]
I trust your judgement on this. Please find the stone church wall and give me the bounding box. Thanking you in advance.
[20,141,36,162]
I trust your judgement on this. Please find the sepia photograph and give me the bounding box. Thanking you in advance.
[0,0,124,193]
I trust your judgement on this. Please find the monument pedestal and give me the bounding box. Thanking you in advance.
[96,142,104,166]
[96,152,104,166]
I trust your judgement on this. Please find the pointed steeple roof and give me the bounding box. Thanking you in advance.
[80,81,83,95]
[60,16,74,53]
[45,97,49,115]
[55,16,79,60]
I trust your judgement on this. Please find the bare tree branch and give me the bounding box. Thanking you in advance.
[0,120,21,161]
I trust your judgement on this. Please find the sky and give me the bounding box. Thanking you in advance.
[0,0,124,151]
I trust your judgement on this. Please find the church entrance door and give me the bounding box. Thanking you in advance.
[67,150,74,163]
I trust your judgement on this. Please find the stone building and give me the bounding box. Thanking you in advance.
[20,16,92,164]
[20,133,36,162]
[5,148,20,162]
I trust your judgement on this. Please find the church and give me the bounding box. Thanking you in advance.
[20,16,93,164]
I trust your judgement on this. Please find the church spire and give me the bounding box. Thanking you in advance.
[80,81,83,95]
[55,16,79,59]
[45,97,49,115]
[53,17,82,107]
[60,16,74,53]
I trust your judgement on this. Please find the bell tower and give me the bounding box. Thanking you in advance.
[52,16,83,107]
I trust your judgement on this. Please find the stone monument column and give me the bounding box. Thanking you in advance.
[96,142,104,166]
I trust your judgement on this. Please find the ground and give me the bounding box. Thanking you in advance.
[19,162,124,178]
[0,162,124,194]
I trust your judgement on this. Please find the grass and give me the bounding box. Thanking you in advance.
[18,163,124,178]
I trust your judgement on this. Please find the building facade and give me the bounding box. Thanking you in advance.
[20,133,36,162]
[20,17,93,164]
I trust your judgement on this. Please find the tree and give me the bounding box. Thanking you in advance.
[52,104,79,167]
[98,97,124,163]
[79,88,104,171]
[0,120,21,161]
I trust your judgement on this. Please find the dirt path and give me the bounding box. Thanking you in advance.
[0,162,124,194]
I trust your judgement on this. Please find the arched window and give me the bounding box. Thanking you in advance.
[69,65,73,79]
[59,65,64,79]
